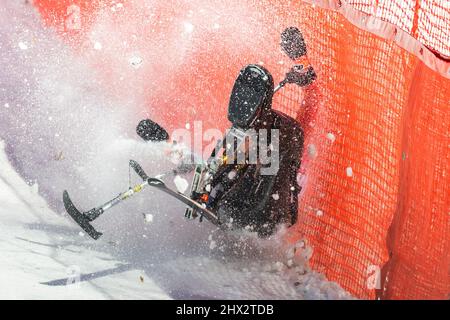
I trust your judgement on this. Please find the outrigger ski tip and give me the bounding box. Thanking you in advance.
[63,190,103,240]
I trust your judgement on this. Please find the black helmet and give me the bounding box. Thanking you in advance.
[228,64,274,129]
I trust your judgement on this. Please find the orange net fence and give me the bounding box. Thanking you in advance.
[281,0,450,300]
[33,0,449,299]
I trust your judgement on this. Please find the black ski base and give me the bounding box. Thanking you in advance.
[146,178,221,226]
[63,191,103,240]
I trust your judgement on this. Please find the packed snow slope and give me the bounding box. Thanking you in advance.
[0,0,352,299]
[0,141,169,299]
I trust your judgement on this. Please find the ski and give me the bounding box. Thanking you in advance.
[146,178,221,226]
[63,191,103,240]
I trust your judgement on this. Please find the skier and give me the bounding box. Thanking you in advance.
[62,26,316,239]
[185,64,305,236]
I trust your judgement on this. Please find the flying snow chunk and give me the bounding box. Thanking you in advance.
[129,55,143,69]
[272,193,280,200]
[308,144,317,158]
[30,183,39,194]
[326,132,336,142]
[227,170,237,180]
[346,167,353,177]
[183,22,194,33]
[78,231,85,237]
[316,210,324,217]
[273,261,286,272]
[144,214,154,224]
[18,42,28,50]
[174,175,189,193]
[94,42,102,50]
[111,3,124,12]
[209,240,217,250]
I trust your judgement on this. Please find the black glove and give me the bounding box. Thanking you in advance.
[281,27,307,59]
[285,65,317,87]
[136,119,169,142]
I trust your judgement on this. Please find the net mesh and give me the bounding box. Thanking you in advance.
[284,1,449,299]
[346,0,450,57]
[33,0,449,299]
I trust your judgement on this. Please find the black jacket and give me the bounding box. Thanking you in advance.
[209,109,304,236]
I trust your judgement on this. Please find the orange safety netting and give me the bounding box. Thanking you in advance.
[282,0,450,300]
[346,0,450,58]
[32,0,449,299]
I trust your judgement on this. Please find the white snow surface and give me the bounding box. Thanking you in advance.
[0,0,353,300]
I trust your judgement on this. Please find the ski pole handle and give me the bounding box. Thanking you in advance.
[130,160,149,180]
